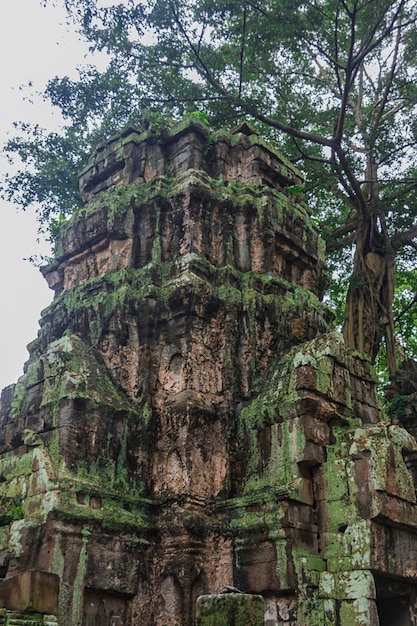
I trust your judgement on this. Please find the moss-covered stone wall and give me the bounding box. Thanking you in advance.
[1,120,417,625]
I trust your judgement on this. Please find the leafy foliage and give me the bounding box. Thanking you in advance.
[2,0,417,372]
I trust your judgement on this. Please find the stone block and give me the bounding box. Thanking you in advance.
[287,476,314,505]
[295,364,317,391]
[324,499,358,532]
[235,540,283,592]
[320,570,375,601]
[0,571,59,615]
[321,531,349,562]
[371,522,417,578]
[338,597,379,626]
[323,598,337,625]
[323,459,349,502]
[295,555,325,586]
[338,571,376,600]
[196,593,264,626]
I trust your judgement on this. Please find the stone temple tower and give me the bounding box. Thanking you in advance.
[1,119,417,625]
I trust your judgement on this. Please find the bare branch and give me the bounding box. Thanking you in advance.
[238,6,247,99]
[332,2,358,147]
[372,14,402,130]
[168,2,232,100]
[353,0,411,69]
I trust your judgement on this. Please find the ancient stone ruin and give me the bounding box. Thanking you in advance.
[1,118,417,625]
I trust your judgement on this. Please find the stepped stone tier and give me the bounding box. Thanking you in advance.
[1,118,417,625]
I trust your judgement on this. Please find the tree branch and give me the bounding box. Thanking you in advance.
[326,216,359,240]
[245,1,269,18]
[168,2,231,98]
[251,111,336,148]
[326,231,357,252]
[239,6,247,99]
[372,15,402,131]
[392,222,417,250]
[353,0,410,69]
[396,293,417,322]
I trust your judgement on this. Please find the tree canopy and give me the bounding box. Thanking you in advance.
[2,0,417,377]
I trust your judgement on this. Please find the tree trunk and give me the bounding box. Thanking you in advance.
[342,213,397,375]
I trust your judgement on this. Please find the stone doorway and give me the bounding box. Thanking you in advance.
[375,577,416,626]
[82,589,129,626]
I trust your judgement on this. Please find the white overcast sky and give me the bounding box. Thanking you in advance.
[0,1,98,390]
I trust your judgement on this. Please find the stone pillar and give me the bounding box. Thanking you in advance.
[196,593,264,626]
